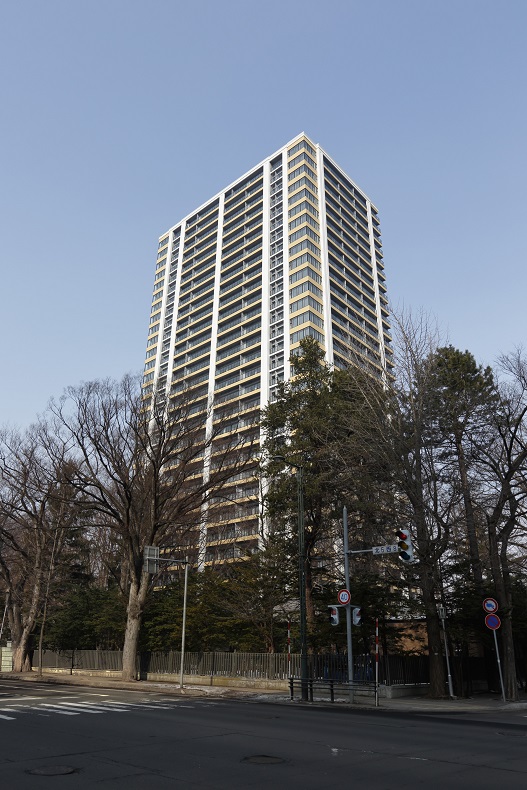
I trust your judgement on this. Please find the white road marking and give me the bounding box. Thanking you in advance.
[112,702,174,709]
[103,701,164,709]
[77,703,130,712]
[0,695,199,720]
[44,688,85,695]
[0,696,43,702]
[36,704,80,715]
[52,703,103,713]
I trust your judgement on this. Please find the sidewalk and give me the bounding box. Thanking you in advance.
[2,671,527,714]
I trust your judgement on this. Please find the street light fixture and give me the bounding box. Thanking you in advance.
[272,455,309,702]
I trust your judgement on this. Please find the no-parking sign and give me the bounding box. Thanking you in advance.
[483,597,498,614]
[485,613,501,630]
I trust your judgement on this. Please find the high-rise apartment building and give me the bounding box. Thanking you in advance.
[142,133,391,565]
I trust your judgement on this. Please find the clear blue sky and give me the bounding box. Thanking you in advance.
[1,0,525,427]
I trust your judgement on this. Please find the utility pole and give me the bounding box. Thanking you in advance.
[272,457,309,702]
[343,506,354,703]
[144,547,189,688]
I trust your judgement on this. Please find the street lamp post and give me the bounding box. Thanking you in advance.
[179,557,189,689]
[273,456,309,702]
[438,605,455,698]
[143,547,189,689]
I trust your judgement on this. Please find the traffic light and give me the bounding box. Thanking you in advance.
[395,529,414,562]
[352,607,361,626]
[328,606,339,626]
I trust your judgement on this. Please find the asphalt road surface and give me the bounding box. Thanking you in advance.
[1,679,527,788]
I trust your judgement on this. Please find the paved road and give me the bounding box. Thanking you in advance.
[1,678,527,788]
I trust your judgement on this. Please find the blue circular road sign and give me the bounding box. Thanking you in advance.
[483,597,498,614]
[485,613,501,630]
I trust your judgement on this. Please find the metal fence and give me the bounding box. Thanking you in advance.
[37,650,123,672]
[35,649,430,685]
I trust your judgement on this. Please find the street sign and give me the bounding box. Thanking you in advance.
[483,597,498,614]
[143,546,160,574]
[485,613,501,630]
[337,588,351,605]
[372,544,398,555]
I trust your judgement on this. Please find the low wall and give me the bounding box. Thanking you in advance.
[30,667,430,697]
[38,668,122,680]
[383,683,430,698]
[31,667,289,691]
[0,644,13,672]
[147,673,289,691]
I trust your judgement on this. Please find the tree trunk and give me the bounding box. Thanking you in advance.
[410,451,447,698]
[500,614,518,700]
[304,559,316,642]
[7,563,44,673]
[121,572,149,681]
[455,435,483,588]
[12,630,33,673]
[419,562,446,697]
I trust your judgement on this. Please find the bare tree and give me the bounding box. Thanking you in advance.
[47,375,255,681]
[0,427,79,672]
[336,312,458,696]
[469,350,527,700]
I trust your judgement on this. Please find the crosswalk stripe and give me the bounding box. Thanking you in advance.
[37,704,80,715]
[104,699,151,711]
[53,703,103,713]
[106,702,173,710]
[0,698,201,720]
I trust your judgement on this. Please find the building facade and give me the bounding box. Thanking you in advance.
[142,133,391,565]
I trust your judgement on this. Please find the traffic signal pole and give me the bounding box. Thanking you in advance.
[343,506,354,703]
[343,512,409,704]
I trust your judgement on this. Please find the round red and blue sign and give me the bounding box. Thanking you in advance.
[483,597,498,614]
[485,613,501,630]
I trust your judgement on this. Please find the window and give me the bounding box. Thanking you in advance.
[289,200,319,220]
[289,238,319,257]
[290,279,323,299]
[291,326,323,344]
[289,226,320,245]
[288,187,318,206]
[288,139,316,158]
[288,151,316,170]
[289,212,319,231]
[289,251,321,271]
[290,295,323,314]
[288,176,318,195]
[290,310,324,329]
[288,164,316,182]
[289,265,322,284]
